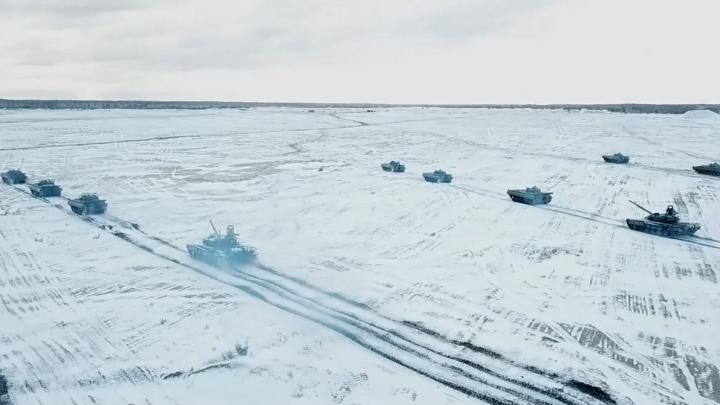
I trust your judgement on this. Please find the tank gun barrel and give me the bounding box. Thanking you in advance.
[209,219,219,235]
[629,200,653,215]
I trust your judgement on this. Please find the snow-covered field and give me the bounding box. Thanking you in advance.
[0,107,719,405]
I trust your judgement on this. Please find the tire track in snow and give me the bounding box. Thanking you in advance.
[0,197,163,403]
[432,132,716,182]
[99,226,538,405]
[0,126,349,153]
[7,185,614,405]
[237,265,618,405]
[448,184,720,250]
[108,230,611,405]
[328,113,369,126]
[229,269,561,405]
[0,112,466,153]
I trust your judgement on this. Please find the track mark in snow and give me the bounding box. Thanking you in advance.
[450,184,720,250]
[329,113,369,127]
[0,124,353,152]
[0,112,467,153]
[9,186,617,405]
[612,291,688,320]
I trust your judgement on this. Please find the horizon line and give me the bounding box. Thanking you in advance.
[2,99,720,116]
[2,98,720,107]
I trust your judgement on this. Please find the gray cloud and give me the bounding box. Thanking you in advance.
[0,0,144,16]
[2,0,560,71]
[389,0,559,40]
[1,0,718,102]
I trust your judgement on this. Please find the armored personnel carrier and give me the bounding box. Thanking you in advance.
[381,161,406,173]
[602,153,630,164]
[423,169,452,183]
[187,221,257,266]
[68,193,107,215]
[507,186,552,205]
[626,200,700,237]
[28,179,62,197]
[692,162,720,176]
[1,169,27,185]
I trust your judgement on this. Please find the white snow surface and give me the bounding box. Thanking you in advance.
[0,107,719,405]
[681,109,720,121]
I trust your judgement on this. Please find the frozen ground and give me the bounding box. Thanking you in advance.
[0,107,719,405]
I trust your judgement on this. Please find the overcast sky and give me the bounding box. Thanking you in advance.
[1,0,719,103]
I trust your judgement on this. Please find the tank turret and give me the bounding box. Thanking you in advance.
[28,179,62,197]
[187,221,257,266]
[1,169,27,185]
[68,193,107,215]
[602,153,630,164]
[507,186,552,205]
[422,169,452,183]
[626,200,700,237]
[692,162,720,176]
[381,161,406,173]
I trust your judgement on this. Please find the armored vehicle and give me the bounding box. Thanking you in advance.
[381,161,406,173]
[602,153,630,164]
[692,162,720,176]
[507,186,552,205]
[1,169,27,185]
[68,193,107,215]
[626,200,700,237]
[187,221,257,266]
[28,179,62,197]
[423,169,452,183]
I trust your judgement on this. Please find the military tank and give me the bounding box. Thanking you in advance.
[507,186,552,205]
[692,162,720,176]
[187,221,257,266]
[28,179,62,197]
[602,153,630,164]
[423,169,452,183]
[1,169,27,185]
[381,161,406,173]
[68,193,107,215]
[626,200,700,237]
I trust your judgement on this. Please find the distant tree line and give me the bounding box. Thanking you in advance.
[0,99,718,114]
